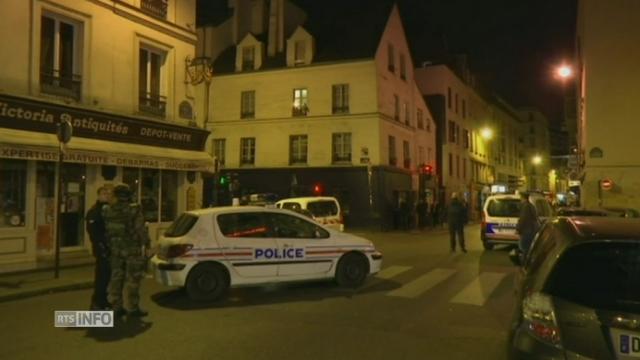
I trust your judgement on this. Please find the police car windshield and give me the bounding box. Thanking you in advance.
[164,213,198,237]
[487,199,521,217]
[307,201,338,217]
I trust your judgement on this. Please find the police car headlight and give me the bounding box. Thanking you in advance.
[166,244,193,259]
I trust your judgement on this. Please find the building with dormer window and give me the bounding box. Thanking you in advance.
[199,0,436,228]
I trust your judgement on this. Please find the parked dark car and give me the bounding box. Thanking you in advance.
[603,207,640,218]
[508,217,640,359]
[556,207,610,217]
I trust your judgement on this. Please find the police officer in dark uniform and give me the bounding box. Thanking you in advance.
[85,186,112,310]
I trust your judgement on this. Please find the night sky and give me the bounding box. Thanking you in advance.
[198,0,578,125]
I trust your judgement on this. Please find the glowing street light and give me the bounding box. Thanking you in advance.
[556,65,573,79]
[532,155,543,165]
[480,127,494,140]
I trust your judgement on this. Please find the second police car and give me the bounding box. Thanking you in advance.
[150,206,383,301]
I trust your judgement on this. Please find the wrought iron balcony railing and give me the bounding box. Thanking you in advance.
[40,70,82,100]
[139,92,167,117]
[141,0,168,19]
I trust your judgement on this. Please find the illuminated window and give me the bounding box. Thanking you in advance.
[292,88,308,116]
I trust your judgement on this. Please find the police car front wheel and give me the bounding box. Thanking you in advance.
[335,253,369,288]
[186,263,229,302]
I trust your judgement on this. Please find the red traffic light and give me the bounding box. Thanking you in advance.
[420,164,433,175]
[313,183,323,195]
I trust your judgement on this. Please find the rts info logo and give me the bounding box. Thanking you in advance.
[54,311,114,328]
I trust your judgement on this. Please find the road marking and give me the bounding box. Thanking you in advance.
[375,265,412,280]
[387,268,456,298]
[450,272,507,306]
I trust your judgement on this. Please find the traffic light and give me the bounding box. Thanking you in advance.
[313,183,323,196]
[419,164,434,179]
[219,174,230,186]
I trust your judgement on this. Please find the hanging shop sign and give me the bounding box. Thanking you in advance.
[0,94,209,151]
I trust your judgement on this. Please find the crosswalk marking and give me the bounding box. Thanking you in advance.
[387,268,456,298]
[450,272,507,306]
[375,265,412,280]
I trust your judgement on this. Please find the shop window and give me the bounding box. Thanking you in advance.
[161,170,177,222]
[1,160,27,227]
[123,167,141,202]
[141,169,159,222]
[60,164,86,247]
[35,162,56,251]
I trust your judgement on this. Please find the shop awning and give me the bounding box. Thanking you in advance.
[0,128,214,172]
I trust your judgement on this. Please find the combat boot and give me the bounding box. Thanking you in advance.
[128,308,148,317]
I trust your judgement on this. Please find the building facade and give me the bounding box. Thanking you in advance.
[518,108,551,192]
[415,64,523,218]
[575,0,640,210]
[202,1,436,228]
[0,0,212,272]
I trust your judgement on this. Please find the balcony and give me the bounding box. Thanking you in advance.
[292,104,309,117]
[141,0,168,19]
[139,92,167,118]
[40,70,81,100]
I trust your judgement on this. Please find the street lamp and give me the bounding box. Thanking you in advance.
[480,127,494,140]
[532,155,543,165]
[556,65,573,79]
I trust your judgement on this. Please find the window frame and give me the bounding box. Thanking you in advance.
[292,88,309,116]
[240,137,256,166]
[240,90,255,119]
[213,138,226,166]
[138,44,167,117]
[289,134,308,165]
[332,84,350,114]
[332,132,352,163]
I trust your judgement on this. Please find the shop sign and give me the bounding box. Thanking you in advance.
[0,145,213,172]
[0,94,209,151]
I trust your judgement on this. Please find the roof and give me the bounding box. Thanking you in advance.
[564,217,640,240]
[212,0,395,74]
[276,196,338,203]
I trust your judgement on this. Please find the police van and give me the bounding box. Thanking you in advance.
[150,206,382,301]
[481,192,554,250]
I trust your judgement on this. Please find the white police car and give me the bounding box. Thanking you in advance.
[150,206,382,301]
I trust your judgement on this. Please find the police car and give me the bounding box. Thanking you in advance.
[150,206,382,301]
[481,192,554,250]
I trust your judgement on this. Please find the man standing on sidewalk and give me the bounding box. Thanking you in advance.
[103,184,150,317]
[86,186,112,310]
[447,193,467,253]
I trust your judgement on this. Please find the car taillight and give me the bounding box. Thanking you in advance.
[166,244,193,259]
[522,292,562,346]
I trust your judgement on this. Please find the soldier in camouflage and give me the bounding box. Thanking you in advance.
[102,184,150,317]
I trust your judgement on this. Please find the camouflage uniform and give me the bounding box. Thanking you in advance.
[102,185,150,314]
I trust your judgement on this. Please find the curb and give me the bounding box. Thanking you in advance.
[0,280,93,303]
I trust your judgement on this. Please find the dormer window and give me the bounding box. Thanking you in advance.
[242,46,255,71]
[294,41,306,65]
[286,26,314,67]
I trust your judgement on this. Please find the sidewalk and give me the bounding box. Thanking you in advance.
[0,265,95,303]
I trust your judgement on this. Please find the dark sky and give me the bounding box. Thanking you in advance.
[198,0,577,125]
[394,0,577,126]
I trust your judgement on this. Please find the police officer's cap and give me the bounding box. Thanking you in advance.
[113,184,132,199]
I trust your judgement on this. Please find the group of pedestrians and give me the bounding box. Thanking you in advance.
[86,184,151,318]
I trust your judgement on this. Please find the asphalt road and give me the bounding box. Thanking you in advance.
[0,224,518,360]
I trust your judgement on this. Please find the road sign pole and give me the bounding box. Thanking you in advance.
[54,120,72,279]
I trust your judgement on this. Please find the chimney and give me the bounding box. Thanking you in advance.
[267,0,278,57]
